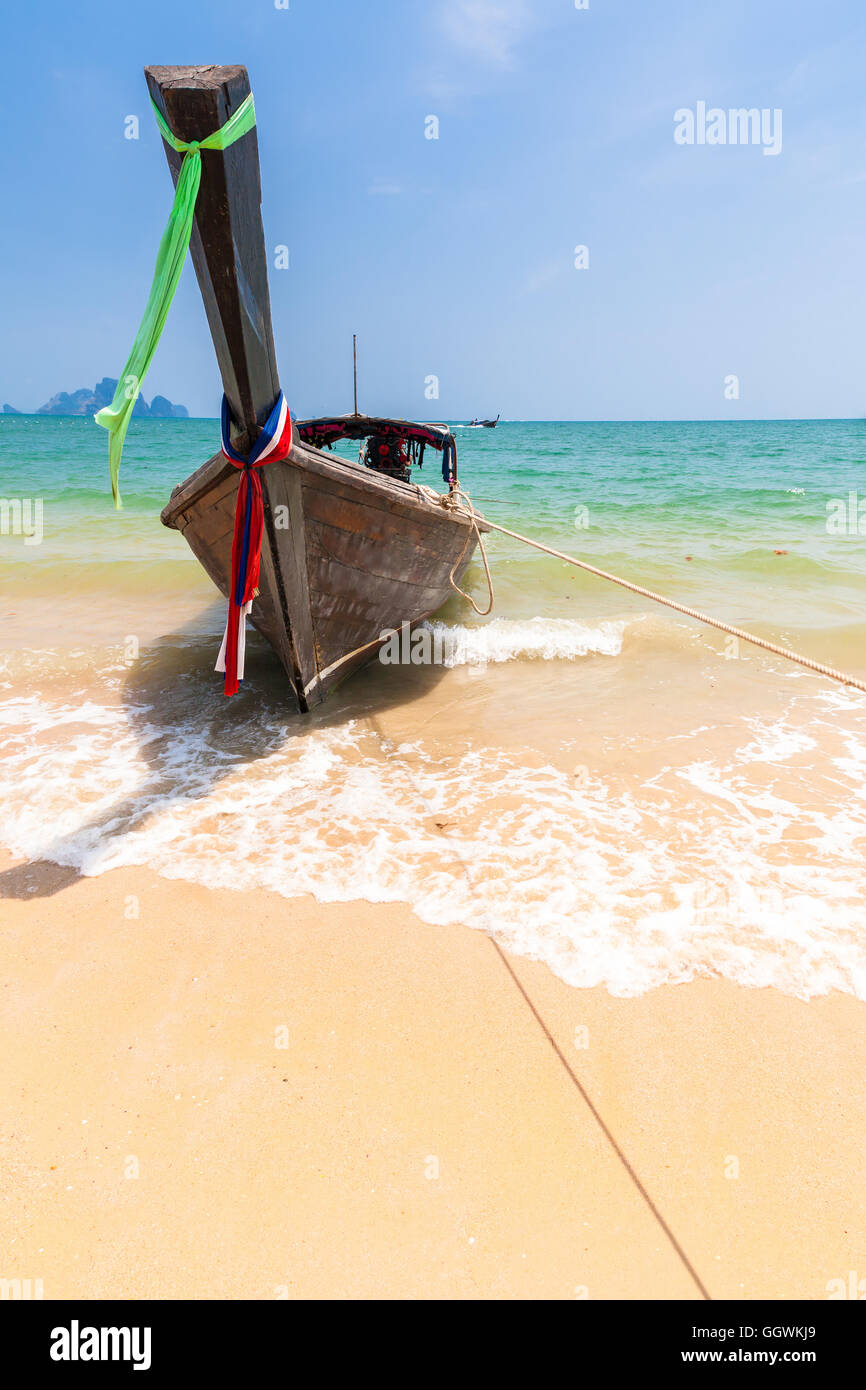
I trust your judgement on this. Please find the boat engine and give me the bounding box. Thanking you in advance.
[364,434,412,483]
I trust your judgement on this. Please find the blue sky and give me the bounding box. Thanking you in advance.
[2,0,866,419]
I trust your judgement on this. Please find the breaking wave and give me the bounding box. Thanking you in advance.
[420,617,625,665]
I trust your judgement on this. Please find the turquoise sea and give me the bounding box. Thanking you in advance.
[2,414,865,1000]
[2,414,866,633]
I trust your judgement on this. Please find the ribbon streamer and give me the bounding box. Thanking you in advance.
[216,391,294,697]
[95,92,257,506]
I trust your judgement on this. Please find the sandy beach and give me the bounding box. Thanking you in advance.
[2,847,863,1301]
[4,449,866,1301]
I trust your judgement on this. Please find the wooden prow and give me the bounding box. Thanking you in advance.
[144,64,286,454]
[147,63,315,710]
[146,63,484,716]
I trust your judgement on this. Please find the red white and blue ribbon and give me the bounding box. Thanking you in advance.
[215,391,294,696]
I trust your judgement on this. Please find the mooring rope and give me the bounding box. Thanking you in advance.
[416,485,866,696]
[446,488,495,615]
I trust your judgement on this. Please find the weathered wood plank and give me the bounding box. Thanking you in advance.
[305,513,467,582]
[262,464,322,707]
[301,486,471,555]
[162,451,235,526]
[304,514,475,673]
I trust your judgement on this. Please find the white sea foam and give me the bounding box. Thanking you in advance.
[736,715,817,764]
[2,659,866,1002]
[422,617,625,665]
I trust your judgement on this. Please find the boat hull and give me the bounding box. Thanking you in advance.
[161,441,484,709]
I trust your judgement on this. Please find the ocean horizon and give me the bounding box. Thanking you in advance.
[5,411,866,422]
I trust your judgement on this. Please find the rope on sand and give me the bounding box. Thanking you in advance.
[416,485,866,696]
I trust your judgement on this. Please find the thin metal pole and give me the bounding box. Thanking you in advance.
[353,334,358,415]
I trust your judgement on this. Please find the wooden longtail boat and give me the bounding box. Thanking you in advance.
[149,64,485,711]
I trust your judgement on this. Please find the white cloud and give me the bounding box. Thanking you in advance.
[438,0,532,67]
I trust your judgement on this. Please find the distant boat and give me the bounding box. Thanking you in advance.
[467,414,500,428]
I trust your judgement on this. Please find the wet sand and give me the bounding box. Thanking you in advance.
[1,850,863,1301]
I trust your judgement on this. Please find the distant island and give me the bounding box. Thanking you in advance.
[2,378,189,419]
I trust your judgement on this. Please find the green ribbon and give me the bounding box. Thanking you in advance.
[95,91,256,506]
